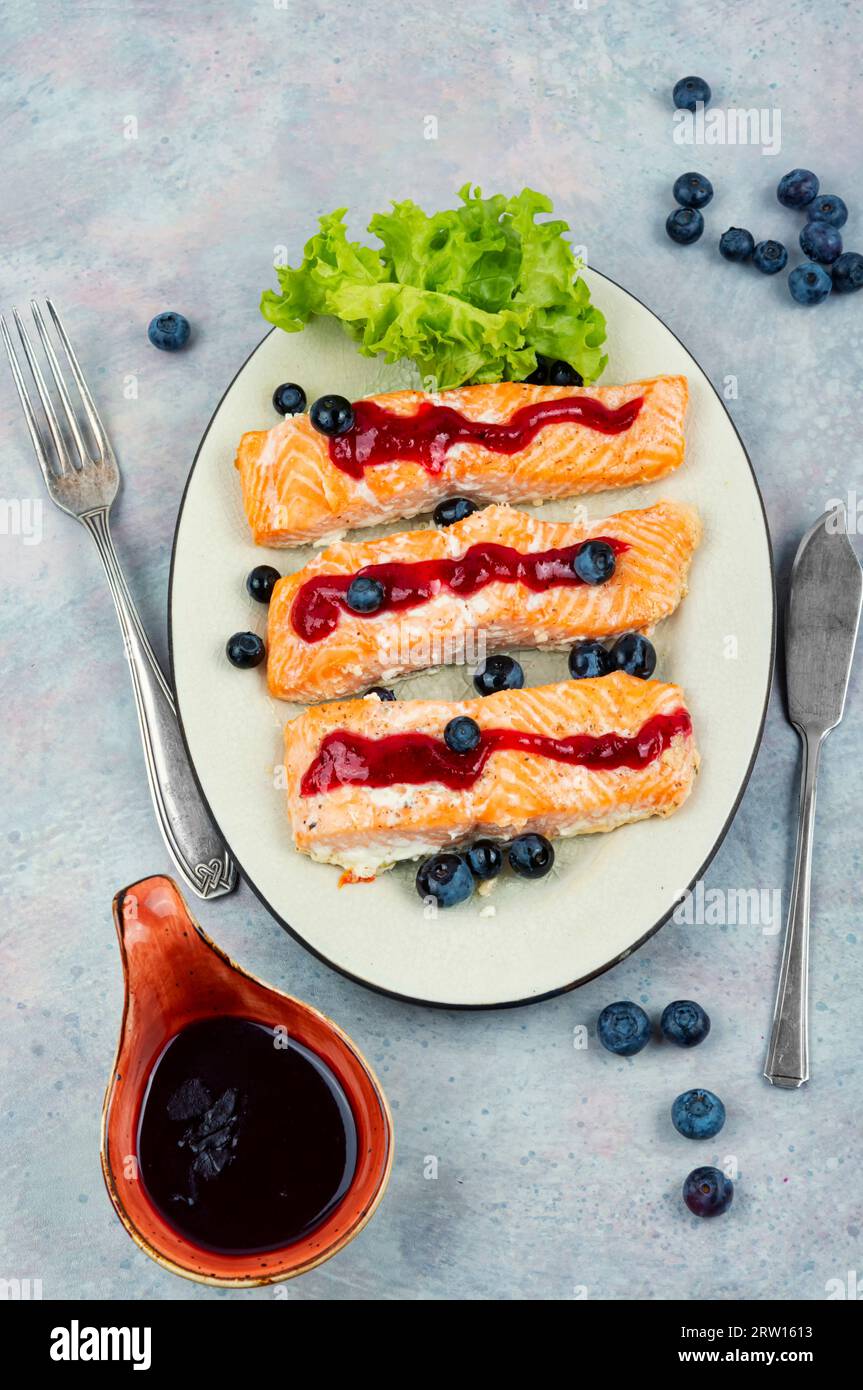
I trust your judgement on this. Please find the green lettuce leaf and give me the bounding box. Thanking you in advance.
[260,187,606,390]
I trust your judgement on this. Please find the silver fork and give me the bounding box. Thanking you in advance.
[2,300,237,899]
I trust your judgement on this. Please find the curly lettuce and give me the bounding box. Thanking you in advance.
[261,185,607,390]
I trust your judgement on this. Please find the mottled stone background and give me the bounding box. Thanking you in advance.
[1,0,861,1301]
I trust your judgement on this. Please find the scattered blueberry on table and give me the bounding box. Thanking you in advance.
[666,207,704,245]
[597,1000,651,1056]
[661,999,711,1047]
[568,639,612,680]
[508,832,555,880]
[672,1089,726,1140]
[789,262,832,305]
[776,167,820,209]
[366,686,397,700]
[673,172,713,210]
[672,75,711,112]
[683,1166,734,1218]
[416,853,474,909]
[345,575,385,613]
[610,633,656,680]
[807,194,848,229]
[226,631,265,669]
[473,654,524,696]
[799,221,842,265]
[465,840,503,880]
[246,564,280,604]
[752,240,788,275]
[147,312,190,352]
[444,715,481,753]
[831,252,863,293]
[272,382,307,416]
[309,393,355,436]
[573,539,616,585]
[719,227,755,262]
[433,496,478,527]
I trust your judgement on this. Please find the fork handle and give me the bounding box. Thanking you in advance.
[82,509,237,900]
[763,725,824,1088]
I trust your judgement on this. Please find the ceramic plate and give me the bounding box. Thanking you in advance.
[169,271,775,1007]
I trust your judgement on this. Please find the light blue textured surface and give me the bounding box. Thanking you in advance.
[1,0,861,1301]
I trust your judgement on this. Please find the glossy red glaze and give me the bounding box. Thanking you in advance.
[301,709,693,797]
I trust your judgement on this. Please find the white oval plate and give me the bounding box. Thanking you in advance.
[169,271,775,1008]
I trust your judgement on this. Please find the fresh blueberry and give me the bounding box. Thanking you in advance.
[444,716,481,754]
[610,633,657,680]
[752,240,788,275]
[719,227,755,262]
[272,382,307,416]
[508,833,555,880]
[345,575,385,614]
[573,540,616,585]
[568,639,611,680]
[547,360,584,387]
[666,208,704,245]
[473,655,524,696]
[246,565,280,604]
[433,496,478,527]
[672,76,711,112]
[660,999,711,1048]
[799,221,842,264]
[672,1089,726,1141]
[226,632,265,669]
[777,168,820,209]
[807,194,848,229]
[789,262,832,305]
[366,686,396,700]
[673,172,714,210]
[524,356,549,384]
[310,394,355,436]
[465,840,504,880]
[831,252,863,294]
[683,1166,734,1218]
[416,853,474,909]
[596,1000,651,1056]
[147,312,190,352]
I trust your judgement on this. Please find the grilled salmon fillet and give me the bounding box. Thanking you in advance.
[268,499,702,702]
[283,672,699,875]
[236,376,689,546]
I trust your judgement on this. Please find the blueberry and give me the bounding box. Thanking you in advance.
[719,227,755,262]
[777,168,819,209]
[568,639,611,680]
[666,208,704,245]
[596,1000,651,1056]
[226,632,265,669]
[246,564,280,604]
[366,686,396,700]
[672,1089,726,1141]
[547,360,584,387]
[147,312,190,352]
[752,240,788,275]
[683,1166,734,1218]
[673,172,714,210]
[444,716,481,753]
[672,76,711,112]
[788,262,832,305]
[508,833,554,880]
[573,539,616,585]
[799,221,842,265]
[660,999,711,1048]
[345,576,385,614]
[807,194,848,229]
[433,496,478,527]
[473,654,524,696]
[831,252,863,294]
[310,394,355,436]
[523,356,549,384]
[272,382,307,415]
[610,633,657,680]
[415,853,474,909]
[465,840,503,880]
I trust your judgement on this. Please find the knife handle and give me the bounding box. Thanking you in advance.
[764,727,823,1088]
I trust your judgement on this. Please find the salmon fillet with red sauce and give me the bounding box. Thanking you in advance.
[236,377,689,546]
[283,671,699,875]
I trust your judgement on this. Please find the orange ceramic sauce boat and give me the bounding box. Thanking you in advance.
[101,875,393,1287]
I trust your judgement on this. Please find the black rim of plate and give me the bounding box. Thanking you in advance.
[167,269,777,1011]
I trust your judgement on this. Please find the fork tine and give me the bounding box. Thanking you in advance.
[44,298,112,461]
[29,300,94,468]
[8,309,75,478]
[0,314,59,488]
